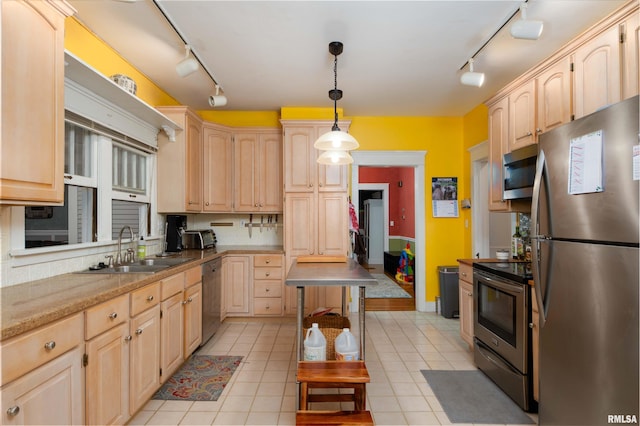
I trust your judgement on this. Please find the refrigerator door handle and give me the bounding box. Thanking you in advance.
[531,149,548,327]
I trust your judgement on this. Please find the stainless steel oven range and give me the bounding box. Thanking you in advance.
[473,261,536,412]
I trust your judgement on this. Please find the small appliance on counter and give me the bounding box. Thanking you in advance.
[182,229,217,250]
[165,215,187,252]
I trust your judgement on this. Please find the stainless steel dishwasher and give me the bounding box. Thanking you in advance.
[201,257,222,345]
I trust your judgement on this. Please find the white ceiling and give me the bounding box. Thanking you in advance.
[68,0,626,117]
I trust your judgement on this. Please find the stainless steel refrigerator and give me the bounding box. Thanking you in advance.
[532,95,639,425]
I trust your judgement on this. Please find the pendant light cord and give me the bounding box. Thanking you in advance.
[332,54,340,131]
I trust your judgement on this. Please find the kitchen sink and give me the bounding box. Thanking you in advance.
[76,257,194,274]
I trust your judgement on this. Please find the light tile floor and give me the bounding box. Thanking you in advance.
[128,311,537,425]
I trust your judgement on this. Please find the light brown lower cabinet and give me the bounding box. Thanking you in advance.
[0,313,84,425]
[85,323,130,425]
[129,283,161,416]
[1,346,85,425]
[183,281,203,356]
[458,262,474,350]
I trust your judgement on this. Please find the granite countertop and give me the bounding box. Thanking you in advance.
[1,246,283,341]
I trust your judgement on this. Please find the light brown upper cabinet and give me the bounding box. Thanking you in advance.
[488,97,509,212]
[536,56,572,134]
[156,106,204,213]
[282,122,349,193]
[572,25,622,119]
[621,12,639,100]
[203,124,233,212]
[508,80,537,151]
[234,130,283,212]
[1,0,75,205]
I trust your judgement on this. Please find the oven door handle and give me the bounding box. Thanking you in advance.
[477,275,525,294]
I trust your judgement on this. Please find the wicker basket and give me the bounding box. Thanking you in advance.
[302,314,350,330]
[303,315,351,360]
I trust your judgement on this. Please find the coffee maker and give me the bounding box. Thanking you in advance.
[165,215,187,252]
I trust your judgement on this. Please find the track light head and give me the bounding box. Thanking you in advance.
[510,3,544,40]
[176,45,198,77]
[208,85,227,108]
[460,59,485,87]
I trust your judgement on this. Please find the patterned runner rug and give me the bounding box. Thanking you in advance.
[153,355,242,401]
[365,273,411,298]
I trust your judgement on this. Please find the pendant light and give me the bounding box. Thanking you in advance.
[314,41,359,156]
[317,150,354,165]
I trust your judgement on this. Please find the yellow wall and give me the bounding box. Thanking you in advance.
[65,18,490,304]
[461,104,489,257]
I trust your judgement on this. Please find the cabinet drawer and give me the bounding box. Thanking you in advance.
[130,283,161,317]
[161,273,184,300]
[254,267,282,280]
[85,294,129,340]
[254,281,282,298]
[185,265,202,287]
[253,298,282,315]
[459,263,474,284]
[254,255,282,267]
[0,313,83,386]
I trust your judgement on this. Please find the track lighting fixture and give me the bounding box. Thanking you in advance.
[175,45,199,77]
[460,58,485,87]
[510,2,544,40]
[314,41,360,153]
[208,85,228,108]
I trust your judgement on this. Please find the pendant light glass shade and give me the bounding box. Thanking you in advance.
[314,130,359,151]
[317,150,354,165]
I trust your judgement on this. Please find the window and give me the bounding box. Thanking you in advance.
[23,116,153,249]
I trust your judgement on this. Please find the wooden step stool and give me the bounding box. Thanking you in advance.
[297,361,370,411]
[296,410,374,425]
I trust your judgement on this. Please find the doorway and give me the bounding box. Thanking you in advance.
[351,150,427,312]
[469,142,512,258]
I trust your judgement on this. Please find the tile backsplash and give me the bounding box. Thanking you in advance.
[187,213,283,247]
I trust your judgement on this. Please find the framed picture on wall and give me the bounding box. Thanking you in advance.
[432,177,458,217]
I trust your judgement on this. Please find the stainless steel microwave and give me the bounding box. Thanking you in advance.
[503,144,538,200]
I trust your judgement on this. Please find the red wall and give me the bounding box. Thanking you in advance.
[359,167,415,238]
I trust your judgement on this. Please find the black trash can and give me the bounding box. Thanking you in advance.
[438,266,459,318]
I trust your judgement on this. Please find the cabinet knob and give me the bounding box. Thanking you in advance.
[147,295,154,302]
[529,322,535,329]
[308,184,313,188]
[319,183,323,187]
[265,272,270,277]
[135,328,143,335]
[206,202,210,206]
[265,288,270,292]
[44,341,56,351]
[187,297,193,303]
[255,203,259,207]
[182,300,188,305]
[536,128,542,134]
[467,292,473,297]
[461,272,467,277]
[6,406,19,417]
[108,312,118,320]
[124,335,132,342]
[526,131,533,136]
[265,305,270,310]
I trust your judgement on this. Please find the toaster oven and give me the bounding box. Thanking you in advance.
[182,229,216,249]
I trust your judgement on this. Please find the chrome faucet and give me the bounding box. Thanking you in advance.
[115,225,135,265]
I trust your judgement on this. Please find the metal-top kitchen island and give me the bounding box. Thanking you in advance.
[285,258,377,362]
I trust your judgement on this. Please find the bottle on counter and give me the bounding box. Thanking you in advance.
[512,226,523,260]
[137,236,146,260]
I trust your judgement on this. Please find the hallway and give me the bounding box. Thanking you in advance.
[364,263,415,311]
